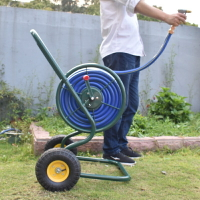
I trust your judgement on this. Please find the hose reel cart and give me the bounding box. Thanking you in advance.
[30,10,190,191]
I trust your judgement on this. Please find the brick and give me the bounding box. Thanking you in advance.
[127,137,156,152]
[183,137,200,148]
[153,136,184,150]
[30,123,200,155]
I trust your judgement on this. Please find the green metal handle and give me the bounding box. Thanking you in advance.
[30,29,96,149]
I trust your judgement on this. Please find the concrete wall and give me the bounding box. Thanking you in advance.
[0,6,200,112]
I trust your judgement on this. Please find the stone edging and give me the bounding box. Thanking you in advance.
[30,123,200,155]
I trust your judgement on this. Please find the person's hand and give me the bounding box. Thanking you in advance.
[165,13,187,26]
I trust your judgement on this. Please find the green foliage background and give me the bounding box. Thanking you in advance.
[0,0,197,26]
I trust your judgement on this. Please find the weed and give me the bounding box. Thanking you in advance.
[1,154,8,162]
[37,114,75,136]
[35,76,55,109]
[139,69,152,115]
[19,132,33,144]
[162,45,176,89]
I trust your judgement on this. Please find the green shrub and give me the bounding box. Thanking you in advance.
[0,81,25,122]
[148,87,192,123]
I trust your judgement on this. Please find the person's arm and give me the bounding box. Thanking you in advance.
[135,0,186,26]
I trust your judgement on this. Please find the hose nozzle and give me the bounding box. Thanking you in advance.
[169,9,192,34]
[178,9,192,14]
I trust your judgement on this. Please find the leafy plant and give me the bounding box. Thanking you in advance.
[0,80,25,122]
[148,87,192,123]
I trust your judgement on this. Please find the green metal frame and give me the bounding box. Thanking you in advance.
[30,29,131,182]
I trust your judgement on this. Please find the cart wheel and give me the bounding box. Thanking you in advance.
[35,148,81,191]
[45,135,77,155]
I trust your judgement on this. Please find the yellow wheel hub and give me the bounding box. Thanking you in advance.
[54,144,67,148]
[47,160,70,182]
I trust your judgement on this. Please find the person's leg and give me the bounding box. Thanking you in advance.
[119,65,142,158]
[118,56,140,150]
[102,53,140,156]
[102,53,125,155]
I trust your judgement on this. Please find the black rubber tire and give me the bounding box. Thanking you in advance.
[35,148,81,191]
[45,135,77,155]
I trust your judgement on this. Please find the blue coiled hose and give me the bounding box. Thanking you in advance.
[60,68,123,130]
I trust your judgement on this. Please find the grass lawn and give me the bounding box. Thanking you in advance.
[0,140,200,200]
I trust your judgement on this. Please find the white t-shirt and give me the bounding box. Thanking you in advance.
[100,0,145,59]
